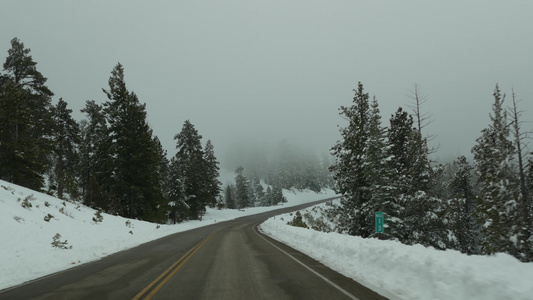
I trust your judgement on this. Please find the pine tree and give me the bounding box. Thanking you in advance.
[262,186,273,206]
[472,84,517,255]
[102,63,166,222]
[0,38,54,189]
[251,177,265,206]
[235,166,250,209]
[509,91,533,260]
[49,98,81,199]
[271,183,287,205]
[224,184,236,209]
[527,158,533,228]
[203,140,222,208]
[364,96,392,238]
[386,107,445,247]
[173,120,208,220]
[167,157,188,223]
[153,136,170,201]
[79,100,112,211]
[444,156,480,254]
[329,82,372,236]
[247,180,257,207]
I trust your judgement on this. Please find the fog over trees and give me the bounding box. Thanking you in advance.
[0,38,331,224]
[1,38,532,262]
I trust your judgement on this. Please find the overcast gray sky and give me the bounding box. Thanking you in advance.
[1,1,532,164]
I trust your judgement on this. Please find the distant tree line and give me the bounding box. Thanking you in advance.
[223,140,334,193]
[223,166,286,209]
[0,38,221,223]
[330,82,533,262]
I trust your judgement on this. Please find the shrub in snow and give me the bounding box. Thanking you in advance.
[303,211,333,232]
[287,211,308,229]
[51,234,72,249]
[19,194,35,209]
[92,210,103,223]
[58,207,73,218]
[44,214,54,222]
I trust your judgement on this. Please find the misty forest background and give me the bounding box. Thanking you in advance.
[1,38,532,262]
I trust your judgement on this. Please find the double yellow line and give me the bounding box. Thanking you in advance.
[132,232,216,300]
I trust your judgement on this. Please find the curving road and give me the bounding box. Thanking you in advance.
[0,198,387,300]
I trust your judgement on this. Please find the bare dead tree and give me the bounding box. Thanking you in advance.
[407,84,438,153]
[509,89,531,229]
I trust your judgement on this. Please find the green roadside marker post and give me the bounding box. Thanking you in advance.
[375,212,384,234]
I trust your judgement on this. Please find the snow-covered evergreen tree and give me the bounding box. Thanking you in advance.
[203,140,222,208]
[386,107,445,248]
[251,177,265,206]
[363,96,393,238]
[444,156,480,254]
[509,91,533,261]
[472,84,518,256]
[263,186,274,206]
[330,82,373,236]
[271,184,287,205]
[167,157,188,223]
[173,120,208,220]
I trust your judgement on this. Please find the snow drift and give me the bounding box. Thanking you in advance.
[260,202,533,300]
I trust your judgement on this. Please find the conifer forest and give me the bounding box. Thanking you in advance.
[1,37,532,262]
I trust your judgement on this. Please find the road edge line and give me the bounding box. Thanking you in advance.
[253,224,360,300]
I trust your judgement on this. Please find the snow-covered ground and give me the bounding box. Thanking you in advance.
[260,200,533,300]
[3,179,533,300]
[0,179,335,291]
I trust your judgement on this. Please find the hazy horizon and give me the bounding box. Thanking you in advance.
[2,1,532,166]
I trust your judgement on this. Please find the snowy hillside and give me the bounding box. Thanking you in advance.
[260,200,533,300]
[0,180,336,290]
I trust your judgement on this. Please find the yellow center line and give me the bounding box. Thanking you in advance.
[132,232,216,300]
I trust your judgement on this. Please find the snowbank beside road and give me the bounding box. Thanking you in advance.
[260,201,533,300]
[0,180,335,290]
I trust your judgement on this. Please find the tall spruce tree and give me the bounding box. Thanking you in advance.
[102,63,166,222]
[251,177,265,206]
[167,157,188,223]
[0,38,54,189]
[224,184,237,209]
[49,98,81,199]
[330,82,372,236]
[472,85,518,256]
[203,140,222,208]
[173,120,208,220]
[153,136,170,202]
[79,100,112,211]
[386,107,445,248]
[271,183,287,205]
[509,91,533,260]
[235,166,250,209]
[444,156,480,254]
[364,96,392,238]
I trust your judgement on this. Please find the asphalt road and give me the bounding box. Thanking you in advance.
[0,198,388,300]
